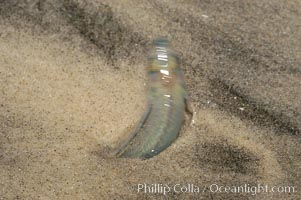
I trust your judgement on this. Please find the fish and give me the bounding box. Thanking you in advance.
[115,37,193,159]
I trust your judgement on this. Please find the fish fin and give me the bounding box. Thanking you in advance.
[184,97,196,126]
[113,105,152,157]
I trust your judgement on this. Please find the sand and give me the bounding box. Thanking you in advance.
[0,0,300,199]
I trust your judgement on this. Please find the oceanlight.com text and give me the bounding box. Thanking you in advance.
[137,183,297,196]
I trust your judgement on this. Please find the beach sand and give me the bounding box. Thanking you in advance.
[0,0,300,199]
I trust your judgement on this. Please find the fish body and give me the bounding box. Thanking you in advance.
[116,38,190,159]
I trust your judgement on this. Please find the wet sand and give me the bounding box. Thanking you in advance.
[0,0,300,199]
